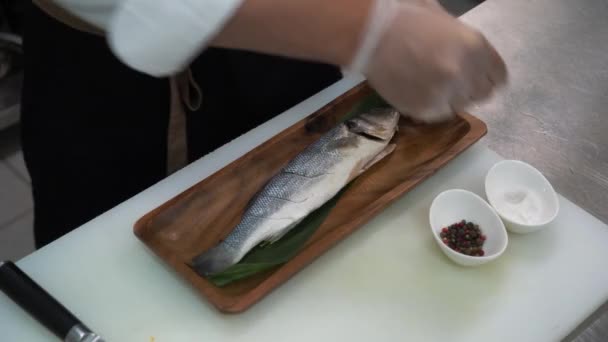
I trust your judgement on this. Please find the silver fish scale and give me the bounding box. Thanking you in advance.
[223,214,267,249]
[247,195,294,217]
[221,125,346,250]
[256,172,315,203]
[283,126,343,178]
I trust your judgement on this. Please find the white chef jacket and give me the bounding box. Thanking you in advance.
[48,0,245,77]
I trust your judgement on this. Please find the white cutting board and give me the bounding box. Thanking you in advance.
[1,144,608,342]
[1,75,608,341]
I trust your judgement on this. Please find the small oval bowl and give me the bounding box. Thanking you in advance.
[485,160,559,234]
[429,189,508,266]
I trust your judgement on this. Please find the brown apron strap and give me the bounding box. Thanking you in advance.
[33,0,105,36]
[167,68,202,172]
[175,68,203,112]
[32,1,201,174]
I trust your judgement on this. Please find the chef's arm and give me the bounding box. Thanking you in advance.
[211,0,371,67]
[210,0,507,123]
[105,0,374,77]
[42,0,507,122]
[37,0,369,75]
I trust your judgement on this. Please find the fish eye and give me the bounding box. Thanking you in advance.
[345,120,358,130]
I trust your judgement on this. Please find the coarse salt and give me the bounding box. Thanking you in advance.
[493,187,546,225]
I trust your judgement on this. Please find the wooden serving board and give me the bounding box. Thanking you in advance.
[134,82,487,313]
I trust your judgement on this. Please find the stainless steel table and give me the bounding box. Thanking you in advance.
[463,0,608,223]
[461,0,608,340]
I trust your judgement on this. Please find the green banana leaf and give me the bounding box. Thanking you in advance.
[342,91,390,121]
[208,91,389,287]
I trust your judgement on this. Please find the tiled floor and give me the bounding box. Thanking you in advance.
[0,123,34,261]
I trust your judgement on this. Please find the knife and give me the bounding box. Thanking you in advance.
[0,261,105,342]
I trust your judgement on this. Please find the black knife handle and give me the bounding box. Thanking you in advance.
[0,261,80,339]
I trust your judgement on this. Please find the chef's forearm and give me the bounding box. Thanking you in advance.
[34,0,374,75]
[212,0,373,66]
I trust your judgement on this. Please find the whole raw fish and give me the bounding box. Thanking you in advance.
[191,108,400,276]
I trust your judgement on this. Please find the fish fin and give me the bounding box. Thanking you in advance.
[189,244,236,277]
[265,219,303,244]
[359,143,396,175]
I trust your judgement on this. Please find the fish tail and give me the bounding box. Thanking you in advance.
[189,244,236,277]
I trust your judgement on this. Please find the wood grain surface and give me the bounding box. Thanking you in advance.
[134,82,487,313]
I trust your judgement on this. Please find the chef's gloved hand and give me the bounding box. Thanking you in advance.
[348,0,508,123]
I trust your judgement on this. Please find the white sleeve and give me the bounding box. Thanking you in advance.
[42,0,120,28]
[107,0,245,77]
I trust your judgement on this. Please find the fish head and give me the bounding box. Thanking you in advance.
[345,108,400,142]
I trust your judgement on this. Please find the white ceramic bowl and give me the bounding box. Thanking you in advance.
[485,160,559,234]
[429,189,508,266]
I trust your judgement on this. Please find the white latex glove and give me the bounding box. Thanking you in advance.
[348,0,507,122]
